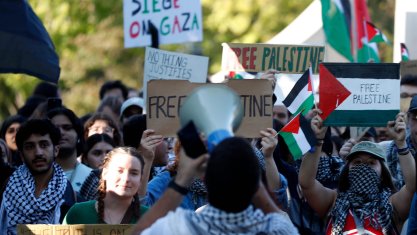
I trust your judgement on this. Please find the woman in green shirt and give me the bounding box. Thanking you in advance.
[64,147,149,224]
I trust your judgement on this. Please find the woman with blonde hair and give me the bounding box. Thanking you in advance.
[64,147,148,224]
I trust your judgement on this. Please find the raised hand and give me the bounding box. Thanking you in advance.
[260,128,278,159]
[339,138,357,159]
[387,112,407,148]
[138,129,163,162]
[310,109,327,140]
[259,69,279,91]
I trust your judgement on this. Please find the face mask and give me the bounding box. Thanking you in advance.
[348,163,381,195]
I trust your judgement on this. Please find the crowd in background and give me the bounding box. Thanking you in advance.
[0,73,417,235]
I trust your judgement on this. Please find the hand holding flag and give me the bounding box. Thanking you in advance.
[259,128,278,159]
[278,112,317,160]
[310,109,327,141]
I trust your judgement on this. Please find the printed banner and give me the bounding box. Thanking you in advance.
[221,43,325,74]
[147,79,273,137]
[123,0,203,48]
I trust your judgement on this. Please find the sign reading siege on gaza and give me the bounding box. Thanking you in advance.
[123,0,203,48]
[221,43,325,74]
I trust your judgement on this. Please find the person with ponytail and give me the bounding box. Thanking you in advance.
[299,110,416,235]
[63,147,148,224]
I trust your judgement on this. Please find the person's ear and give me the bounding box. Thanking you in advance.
[102,168,108,179]
[54,145,60,158]
[19,151,24,162]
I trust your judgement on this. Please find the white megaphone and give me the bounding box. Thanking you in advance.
[179,84,243,152]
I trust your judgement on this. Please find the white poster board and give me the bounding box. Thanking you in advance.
[143,47,209,107]
[123,0,203,48]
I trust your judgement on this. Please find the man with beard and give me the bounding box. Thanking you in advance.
[47,107,91,193]
[0,119,75,234]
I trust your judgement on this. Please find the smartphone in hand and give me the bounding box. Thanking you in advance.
[177,121,207,159]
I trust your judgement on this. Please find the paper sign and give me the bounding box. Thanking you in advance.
[143,47,209,107]
[146,79,273,137]
[321,63,400,127]
[221,43,325,74]
[17,224,133,235]
[123,0,203,48]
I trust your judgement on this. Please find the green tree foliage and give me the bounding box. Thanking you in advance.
[0,0,393,120]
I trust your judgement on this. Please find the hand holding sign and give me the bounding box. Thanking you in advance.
[386,112,407,148]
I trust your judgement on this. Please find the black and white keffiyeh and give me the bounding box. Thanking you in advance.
[185,204,297,234]
[330,164,392,235]
[3,163,66,232]
[189,178,207,195]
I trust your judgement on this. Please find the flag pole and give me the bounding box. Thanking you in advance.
[362,18,372,62]
[309,63,318,110]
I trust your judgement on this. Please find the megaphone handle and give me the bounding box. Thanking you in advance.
[207,129,232,152]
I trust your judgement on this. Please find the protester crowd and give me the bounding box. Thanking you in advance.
[0,73,417,235]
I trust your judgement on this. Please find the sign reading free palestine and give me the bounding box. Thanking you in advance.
[321,63,400,127]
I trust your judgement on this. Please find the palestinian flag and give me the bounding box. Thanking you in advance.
[353,0,380,63]
[320,63,400,127]
[401,43,409,62]
[365,21,389,44]
[282,68,314,116]
[321,0,353,62]
[228,71,256,79]
[279,112,316,160]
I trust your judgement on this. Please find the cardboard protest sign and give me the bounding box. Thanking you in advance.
[147,79,273,137]
[17,224,133,235]
[320,63,400,127]
[123,0,203,48]
[221,43,325,74]
[143,47,209,107]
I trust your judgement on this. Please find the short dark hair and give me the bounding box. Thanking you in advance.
[99,80,128,100]
[401,76,417,86]
[205,137,260,212]
[47,107,85,155]
[16,119,61,151]
[84,112,123,146]
[81,133,116,164]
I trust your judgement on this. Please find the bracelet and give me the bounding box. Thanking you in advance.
[168,180,189,195]
[316,139,324,145]
[397,146,410,155]
[398,149,410,155]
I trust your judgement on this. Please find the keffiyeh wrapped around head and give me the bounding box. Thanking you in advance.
[330,164,392,235]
